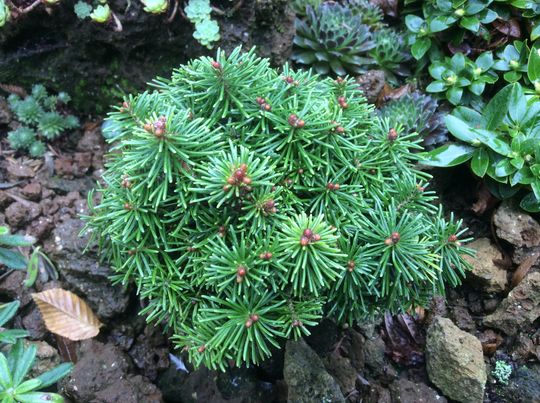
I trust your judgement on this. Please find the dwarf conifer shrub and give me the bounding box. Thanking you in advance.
[85,48,473,370]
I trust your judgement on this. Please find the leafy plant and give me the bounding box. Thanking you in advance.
[141,0,168,14]
[6,85,78,157]
[369,27,412,82]
[290,0,322,17]
[84,47,473,370]
[378,92,448,149]
[426,52,498,105]
[292,2,375,75]
[185,0,220,49]
[0,301,72,402]
[492,360,512,385]
[74,1,93,19]
[347,0,384,29]
[422,82,540,212]
[493,41,530,83]
[0,226,34,271]
[90,4,111,23]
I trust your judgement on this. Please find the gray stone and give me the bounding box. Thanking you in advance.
[389,378,447,403]
[496,365,540,403]
[465,238,507,293]
[323,352,357,396]
[484,271,540,335]
[426,317,487,403]
[49,217,130,319]
[60,340,162,403]
[494,201,540,248]
[284,338,345,403]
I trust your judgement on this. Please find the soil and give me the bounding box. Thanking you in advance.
[1,3,539,402]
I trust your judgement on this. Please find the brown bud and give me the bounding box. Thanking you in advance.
[143,123,153,132]
[300,236,310,246]
[292,320,303,327]
[245,318,253,328]
[237,266,247,277]
[448,234,458,243]
[223,185,231,192]
[256,96,265,105]
[263,103,271,111]
[303,228,313,238]
[336,126,345,134]
[298,168,304,174]
[242,176,252,185]
[128,249,137,256]
[384,238,394,246]
[296,119,305,128]
[288,114,298,126]
[250,314,259,322]
[239,163,248,172]
[312,233,321,242]
[197,345,206,353]
[124,203,132,210]
[335,77,344,84]
[211,60,221,69]
[388,128,398,142]
[284,76,294,84]
[391,232,400,243]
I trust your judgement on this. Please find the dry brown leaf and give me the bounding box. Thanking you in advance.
[32,288,102,341]
[510,252,540,290]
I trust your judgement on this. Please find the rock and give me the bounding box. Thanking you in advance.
[496,365,540,403]
[356,70,386,104]
[48,218,130,319]
[156,364,189,403]
[465,238,508,293]
[494,201,540,248]
[22,305,46,340]
[20,182,42,201]
[389,378,447,403]
[345,328,365,371]
[43,175,96,195]
[363,334,387,377]
[483,271,540,335]
[323,351,357,396]
[128,325,169,381]
[426,317,487,403]
[54,153,93,178]
[450,305,476,332]
[6,160,34,179]
[358,382,392,403]
[61,340,162,403]
[305,318,339,355]
[24,340,61,380]
[26,215,54,241]
[0,271,32,306]
[284,338,345,403]
[5,201,41,228]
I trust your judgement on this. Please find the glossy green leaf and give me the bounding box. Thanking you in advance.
[420,143,475,167]
[471,148,489,177]
[426,80,446,92]
[411,37,431,60]
[494,159,517,177]
[0,248,27,270]
[445,115,477,143]
[475,52,493,70]
[483,84,513,130]
[405,15,425,33]
[508,83,526,122]
[521,192,540,212]
[447,87,463,105]
[0,302,20,328]
[36,363,73,388]
[460,16,480,32]
[475,129,512,156]
[528,42,540,82]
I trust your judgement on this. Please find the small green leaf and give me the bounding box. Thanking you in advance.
[426,80,446,92]
[411,37,432,59]
[0,247,27,270]
[405,15,425,33]
[35,363,73,388]
[475,52,493,70]
[531,24,540,41]
[460,16,480,32]
[445,115,477,143]
[494,159,517,177]
[521,192,540,212]
[447,86,463,105]
[483,84,513,130]
[475,129,513,156]
[420,143,475,167]
[0,301,20,328]
[471,148,489,177]
[450,53,466,71]
[528,42,540,82]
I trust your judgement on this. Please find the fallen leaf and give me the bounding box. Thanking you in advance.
[32,288,102,341]
[376,83,413,107]
[510,252,539,289]
[493,19,521,38]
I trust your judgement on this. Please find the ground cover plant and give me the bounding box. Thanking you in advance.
[85,47,473,371]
